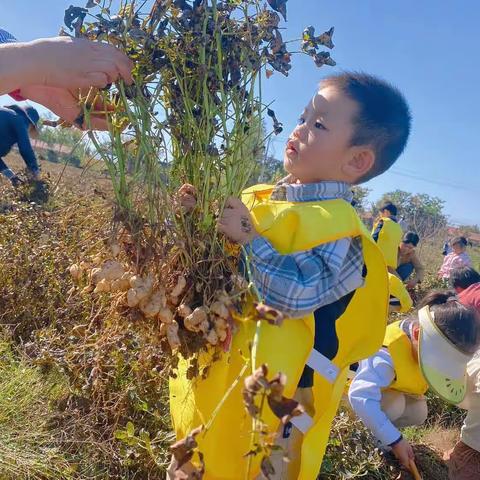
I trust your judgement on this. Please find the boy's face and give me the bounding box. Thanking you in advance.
[399,241,415,255]
[284,86,374,184]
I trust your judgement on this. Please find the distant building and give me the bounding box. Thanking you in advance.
[447,226,480,246]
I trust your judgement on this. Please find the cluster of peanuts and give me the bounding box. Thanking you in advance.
[69,259,232,351]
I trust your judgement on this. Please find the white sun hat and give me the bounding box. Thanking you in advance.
[418,305,473,404]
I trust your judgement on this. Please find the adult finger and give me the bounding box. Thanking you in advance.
[81,71,110,89]
[112,50,134,85]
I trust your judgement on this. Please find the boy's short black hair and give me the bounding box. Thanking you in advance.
[380,202,397,217]
[321,72,411,183]
[450,267,480,290]
[402,231,419,246]
[451,236,468,247]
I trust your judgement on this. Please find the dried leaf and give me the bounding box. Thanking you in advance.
[170,426,204,468]
[171,452,205,479]
[261,455,276,479]
[267,394,304,425]
[255,303,285,326]
[266,0,287,21]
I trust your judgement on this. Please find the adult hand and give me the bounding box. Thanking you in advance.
[391,438,415,470]
[24,36,133,90]
[217,197,258,245]
[20,85,113,130]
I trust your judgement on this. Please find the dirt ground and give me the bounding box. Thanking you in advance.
[0,152,111,197]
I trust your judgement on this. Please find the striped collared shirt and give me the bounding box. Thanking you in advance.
[0,29,17,44]
[246,180,364,318]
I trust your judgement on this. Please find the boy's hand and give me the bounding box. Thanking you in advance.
[25,36,133,90]
[177,184,197,212]
[391,438,415,470]
[217,197,258,245]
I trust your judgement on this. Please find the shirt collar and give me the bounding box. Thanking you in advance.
[270,180,354,203]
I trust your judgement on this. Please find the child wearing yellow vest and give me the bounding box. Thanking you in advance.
[170,72,412,480]
[349,291,479,471]
[372,202,403,271]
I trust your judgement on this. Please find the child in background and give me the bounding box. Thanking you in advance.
[349,291,479,471]
[438,236,472,281]
[396,231,424,289]
[451,266,480,312]
[372,202,403,271]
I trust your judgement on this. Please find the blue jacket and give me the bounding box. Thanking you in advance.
[0,106,39,174]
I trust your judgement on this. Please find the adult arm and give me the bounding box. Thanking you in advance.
[407,251,425,286]
[12,118,39,173]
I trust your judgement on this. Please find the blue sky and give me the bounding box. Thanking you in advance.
[1,0,478,225]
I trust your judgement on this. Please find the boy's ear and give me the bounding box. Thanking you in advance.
[343,146,375,181]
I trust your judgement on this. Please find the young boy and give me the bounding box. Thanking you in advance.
[0,105,41,186]
[349,292,479,471]
[371,202,403,270]
[171,72,411,479]
[397,232,424,288]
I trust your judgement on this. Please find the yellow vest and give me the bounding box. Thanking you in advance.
[372,217,403,268]
[170,184,389,480]
[388,273,413,313]
[383,321,428,395]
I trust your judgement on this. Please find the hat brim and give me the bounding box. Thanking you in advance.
[418,306,471,404]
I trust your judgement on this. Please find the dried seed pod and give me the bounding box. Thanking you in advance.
[166,321,181,350]
[139,289,166,318]
[169,295,180,306]
[210,301,229,319]
[198,319,210,334]
[171,274,187,298]
[159,322,168,337]
[110,242,121,257]
[184,307,208,332]
[127,288,140,308]
[205,329,218,346]
[69,264,81,281]
[110,277,131,292]
[94,278,111,293]
[158,307,174,324]
[216,290,233,306]
[91,260,125,284]
[177,304,193,318]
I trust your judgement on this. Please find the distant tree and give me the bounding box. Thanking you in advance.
[374,190,447,240]
[38,116,92,166]
[351,185,371,214]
